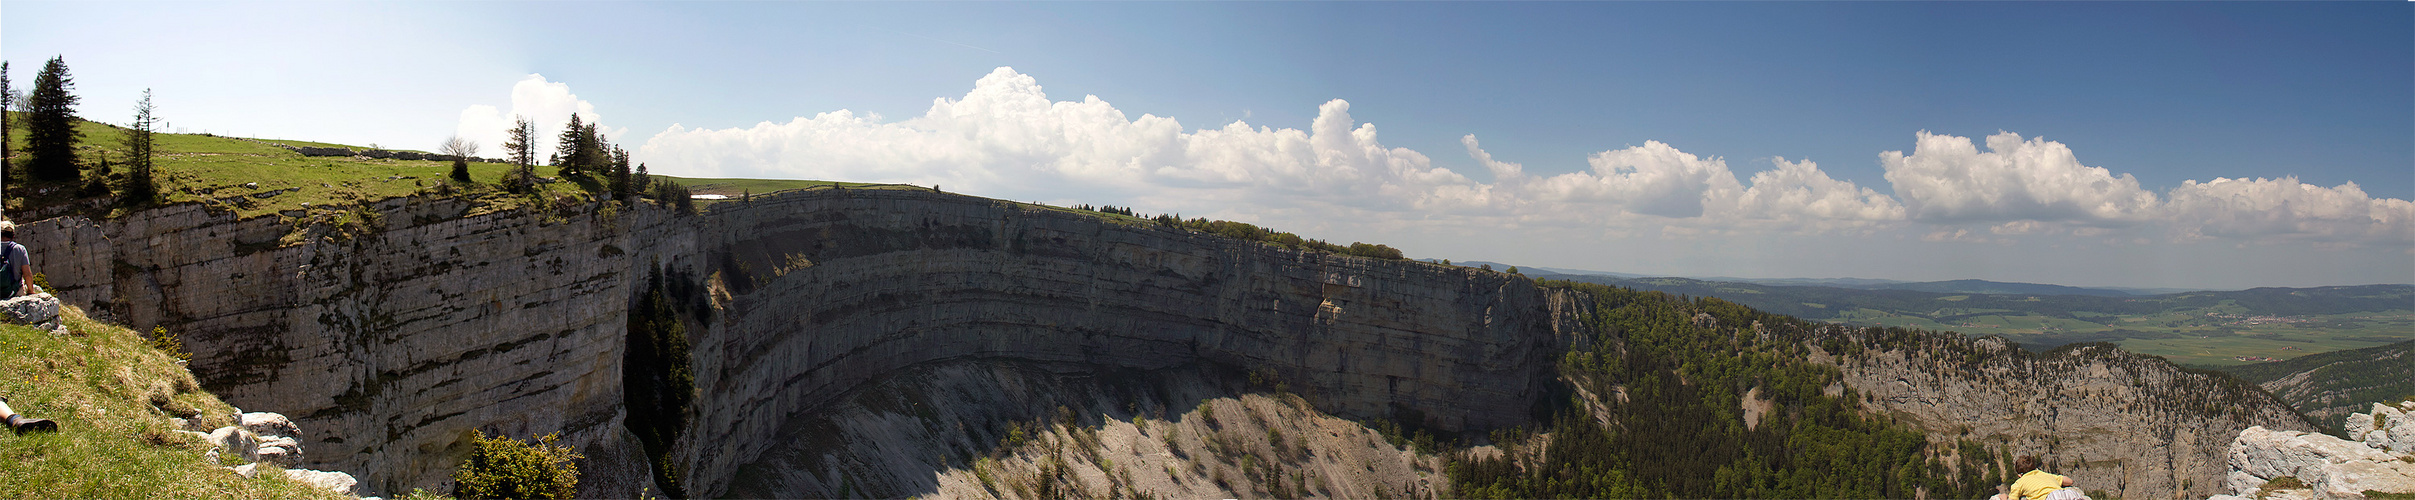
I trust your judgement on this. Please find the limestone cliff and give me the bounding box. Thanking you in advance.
[24,198,669,497]
[677,188,1588,496]
[21,187,1585,497]
[20,185,2311,499]
[1826,334,2313,500]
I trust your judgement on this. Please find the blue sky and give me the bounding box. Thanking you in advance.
[6,1,2410,289]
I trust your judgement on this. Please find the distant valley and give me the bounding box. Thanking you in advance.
[1485,265,2414,367]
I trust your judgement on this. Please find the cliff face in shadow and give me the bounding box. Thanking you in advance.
[678,188,1589,496]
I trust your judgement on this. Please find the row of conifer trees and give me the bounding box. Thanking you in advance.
[1,56,163,205]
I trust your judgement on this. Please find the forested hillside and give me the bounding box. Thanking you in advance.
[2217,339,2415,436]
[1450,281,2002,499]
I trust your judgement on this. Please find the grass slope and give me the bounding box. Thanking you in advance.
[0,306,347,499]
[5,115,603,222]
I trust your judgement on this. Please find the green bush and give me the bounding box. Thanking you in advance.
[1345,242,1405,260]
[452,431,580,500]
[146,326,189,361]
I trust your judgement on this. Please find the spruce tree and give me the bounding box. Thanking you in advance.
[502,116,537,193]
[2,61,15,184]
[581,126,606,176]
[609,146,632,200]
[24,56,82,183]
[553,114,588,177]
[632,162,650,193]
[123,88,158,204]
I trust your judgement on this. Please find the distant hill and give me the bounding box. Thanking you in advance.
[1529,273,2415,366]
[2214,339,2415,436]
[1445,261,1648,278]
[1463,260,2194,296]
[1714,276,1911,288]
[1851,278,2136,297]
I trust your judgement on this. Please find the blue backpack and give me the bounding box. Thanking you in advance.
[0,241,24,296]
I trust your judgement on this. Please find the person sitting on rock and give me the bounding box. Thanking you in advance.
[0,222,31,298]
[2009,455,2082,500]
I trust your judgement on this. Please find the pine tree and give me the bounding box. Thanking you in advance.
[632,162,650,193]
[2,61,15,185]
[608,145,632,200]
[502,116,538,193]
[123,88,159,204]
[24,56,82,183]
[579,127,606,177]
[554,114,590,177]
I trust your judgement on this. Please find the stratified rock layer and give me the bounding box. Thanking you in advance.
[21,185,2312,499]
[1829,336,2312,500]
[24,199,669,497]
[678,188,1587,496]
[23,188,1583,497]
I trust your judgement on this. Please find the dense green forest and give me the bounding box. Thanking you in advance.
[1447,281,2005,499]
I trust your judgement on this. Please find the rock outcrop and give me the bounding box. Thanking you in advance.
[24,198,668,497]
[2219,401,2415,500]
[1831,337,2311,500]
[179,409,363,497]
[2346,401,2415,454]
[0,292,61,326]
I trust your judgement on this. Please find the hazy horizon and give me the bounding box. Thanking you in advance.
[7,2,2409,290]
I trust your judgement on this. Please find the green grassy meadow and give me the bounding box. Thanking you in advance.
[0,308,349,499]
[4,115,613,221]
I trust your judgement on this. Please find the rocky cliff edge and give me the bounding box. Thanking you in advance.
[2218,400,2415,500]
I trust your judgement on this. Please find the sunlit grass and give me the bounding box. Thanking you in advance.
[0,307,347,499]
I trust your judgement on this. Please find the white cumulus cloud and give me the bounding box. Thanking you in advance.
[453,74,623,160]
[1875,131,2414,247]
[610,67,2408,253]
[636,67,1480,215]
[1880,131,2159,225]
[2163,177,2415,243]
[1458,137,1902,228]
[1730,157,1906,224]
[636,67,1920,233]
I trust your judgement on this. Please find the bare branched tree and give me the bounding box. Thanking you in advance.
[441,135,481,184]
[440,136,480,159]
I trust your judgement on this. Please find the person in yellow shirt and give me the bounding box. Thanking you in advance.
[2009,455,2077,500]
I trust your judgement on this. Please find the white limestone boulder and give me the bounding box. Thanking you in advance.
[241,412,303,441]
[2345,401,2415,454]
[283,468,361,496]
[2225,421,2415,500]
[206,425,261,462]
[196,412,309,468]
[0,293,60,325]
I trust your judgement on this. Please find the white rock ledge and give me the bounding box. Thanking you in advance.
[2223,401,2415,500]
